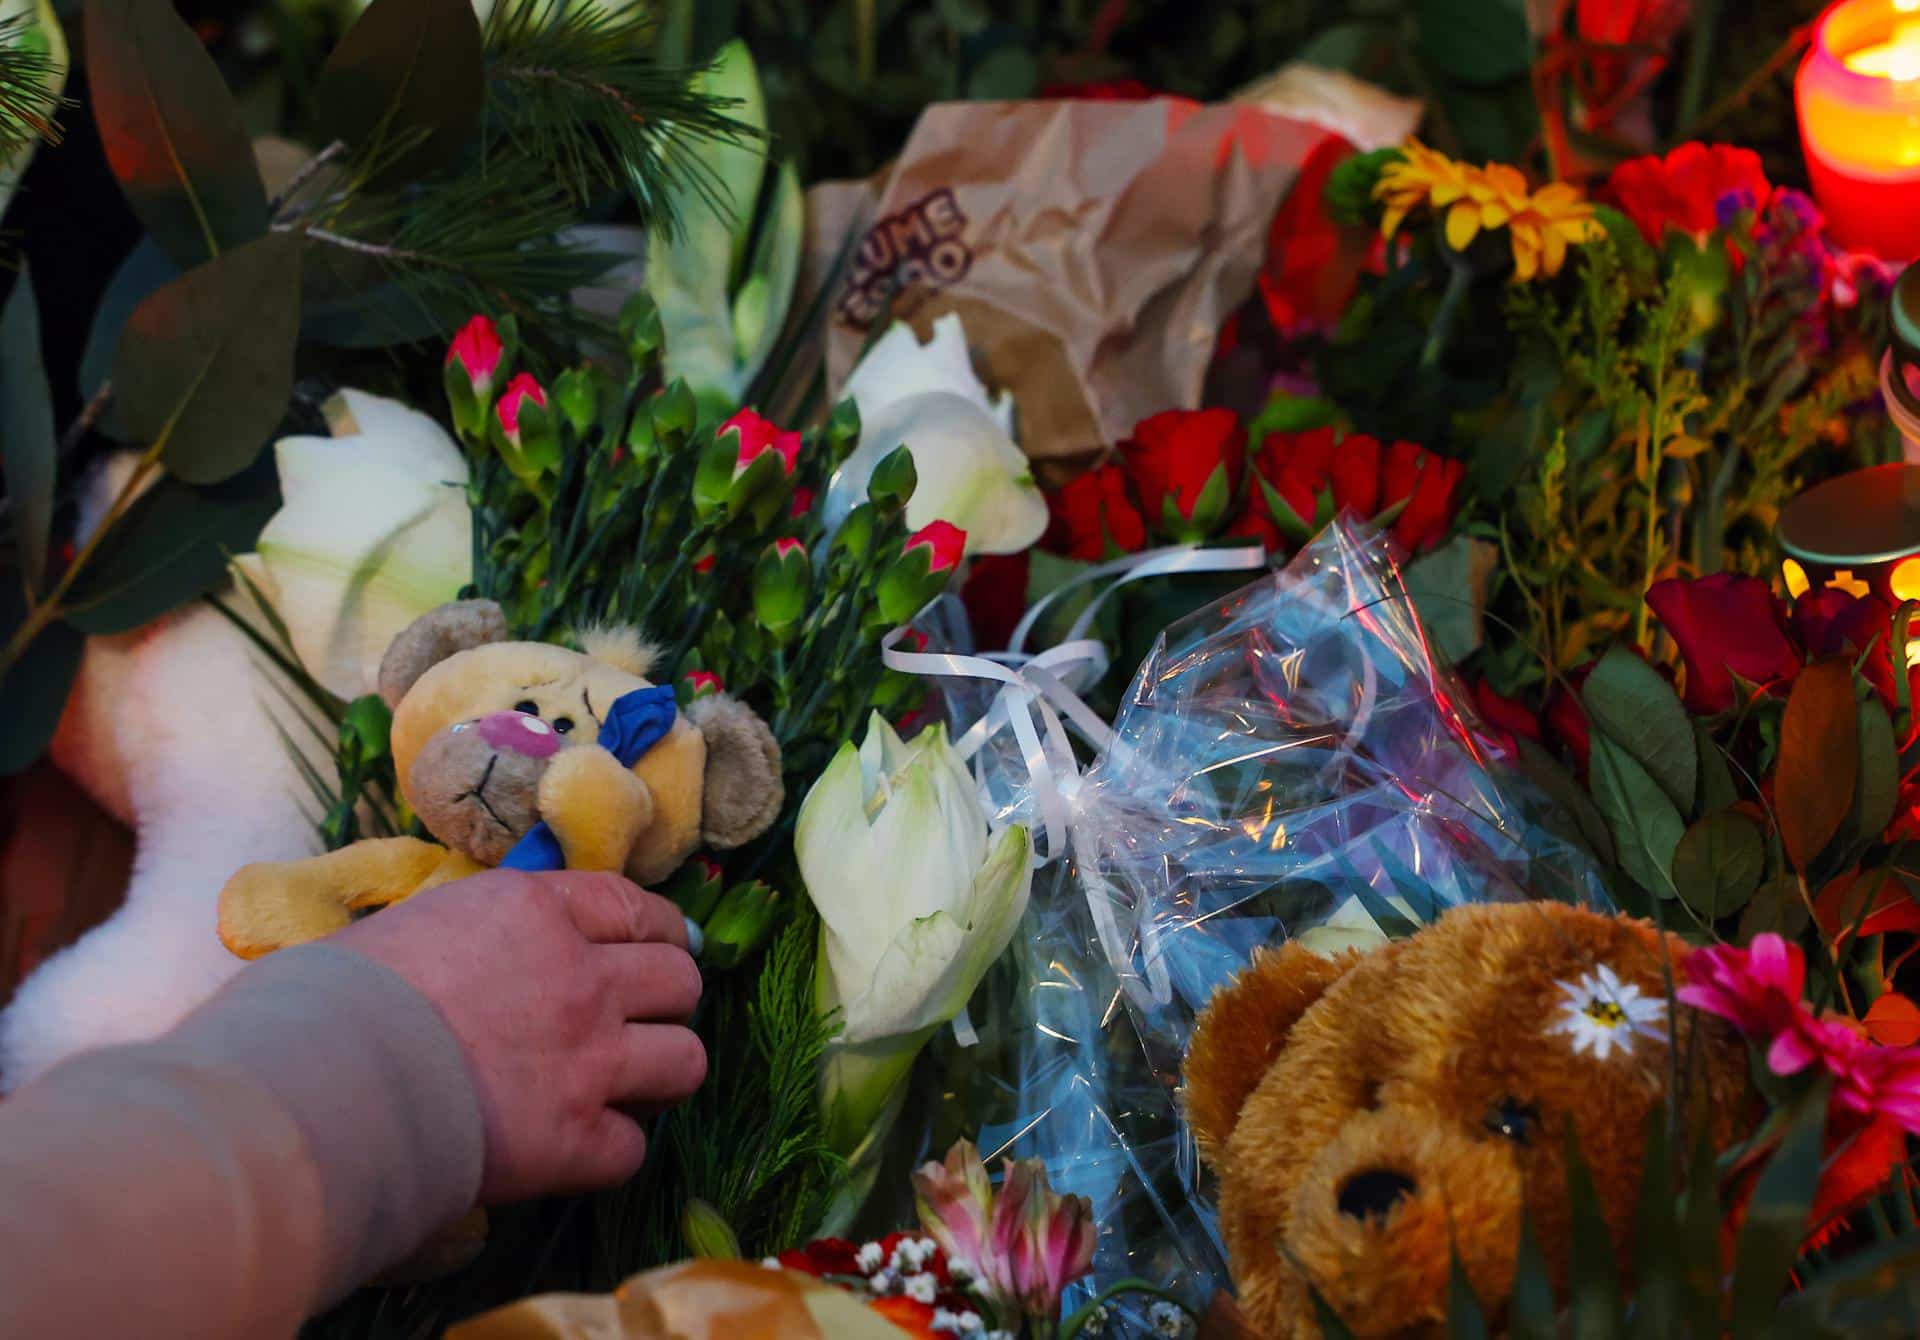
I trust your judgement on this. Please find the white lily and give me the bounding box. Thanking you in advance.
[799,713,1032,1153]
[231,389,472,702]
[825,314,1047,556]
[1295,891,1419,959]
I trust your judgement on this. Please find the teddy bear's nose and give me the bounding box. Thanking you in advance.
[473,711,563,759]
[1336,1169,1416,1221]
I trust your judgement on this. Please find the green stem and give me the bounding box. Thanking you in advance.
[1673,0,1721,139]
[1420,262,1474,370]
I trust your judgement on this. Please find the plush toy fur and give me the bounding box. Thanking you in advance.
[218,600,784,959]
[1184,902,1754,1339]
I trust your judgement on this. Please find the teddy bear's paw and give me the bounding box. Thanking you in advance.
[539,745,654,872]
[217,862,354,959]
[687,694,783,849]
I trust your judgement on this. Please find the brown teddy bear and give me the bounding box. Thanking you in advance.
[1184,901,1754,1338]
[219,599,784,958]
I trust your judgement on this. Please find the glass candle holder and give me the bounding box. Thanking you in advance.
[1778,463,1920,603]
[1799,0,1920,259]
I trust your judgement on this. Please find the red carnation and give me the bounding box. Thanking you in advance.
[1121,408,1244,541]
[1646,572,1801,714]
[1046,463,1148,560]
[1608,142,1772,247]
[720,408,803,479]
[904,520,967,575]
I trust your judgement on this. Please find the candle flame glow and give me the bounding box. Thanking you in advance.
[1846,17,1920,79]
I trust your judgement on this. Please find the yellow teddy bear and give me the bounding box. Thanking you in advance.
[219,599,783,958]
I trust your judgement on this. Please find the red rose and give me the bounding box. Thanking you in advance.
[1473,679,1543,745]
[1259,134,1370,339]
[1607,142,1772,247]
[1571,0,1688,134]
[1038,78,1157,100]
[1046,463,1148,560]
[1545,662,1597,775]
[1121,408,1244,541]
[960,551,1031,652]
[777,1237,862,1277]
[1222,497,1285,552]
[1646,573,1800,714]
[1251,425,1338,537]
[1380,440,1464,554]
[1792,588,1908,707]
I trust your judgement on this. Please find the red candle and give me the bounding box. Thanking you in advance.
[1799,0,1920,260]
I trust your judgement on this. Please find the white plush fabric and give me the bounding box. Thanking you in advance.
[0,460,326,1090]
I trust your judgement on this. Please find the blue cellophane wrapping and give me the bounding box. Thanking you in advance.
[930,521,1611,1330]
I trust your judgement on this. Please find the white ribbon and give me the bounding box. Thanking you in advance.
[1008,543,1270,656]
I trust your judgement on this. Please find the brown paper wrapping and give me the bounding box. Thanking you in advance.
[803,100,1335,464]
[446,1260,915,1340]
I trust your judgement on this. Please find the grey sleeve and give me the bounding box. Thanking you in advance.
[0,942,486,1339]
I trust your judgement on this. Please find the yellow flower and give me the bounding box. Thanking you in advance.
[1374,141,1604,282]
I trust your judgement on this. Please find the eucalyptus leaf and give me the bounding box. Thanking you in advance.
[0,267,55,592]
[1582,646,1696,810]
[1728,1082,1828,1336]
[77,238,177,439]
[113,232,303,485]
[63,452,279,635]
[314,0,483,188]
[1589,733,1685,900]
[1738,873,1811,945]
[84,0,267,268]
[1672,810,1764,919]
[0,606,79,776]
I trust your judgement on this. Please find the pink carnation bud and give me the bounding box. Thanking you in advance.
[695,857,723,881]
[774,537,806,560]
[693,554,716,575]
[898,628,931,654]
[447,315,504,396]
[686,670,724,697]
[905,520,966,575]
[496,372,547,446]
[790,486,816,518]
[721,408,803,480]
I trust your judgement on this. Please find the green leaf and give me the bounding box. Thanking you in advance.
[1777,659,1860,872]
[314,0,483,187]
[1566,1124,1625,1339]
[1681,1117,1724,1339]
[0,267,56,592]
[733,158,804,391]
[1697,723,1738,812]
[78,238,177,439]
[1672,810,1765,919]
[1412,0,1531,86]
[84,0,267,268]
[0,586,80,775]
[1849,696,1898,846]
[1403,535,1489,664]
[1508,1209,1557,1340]
[966,44,1039,99]
[1582,646,1696,810]
[1631,1106,1682,1336]
[1589,733,1685,899]
[1514,735,1616,865]
[1738,872,1811,944]
[1781,1237,1920,1333]
[63,452,279,634]
[113,232,302,485]
[1448,1251,1491,1340]
[1728,1081,1829,1336]
[1296,21,1385,72]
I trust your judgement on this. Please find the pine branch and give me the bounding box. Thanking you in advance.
[0,15,64,162]
[481,0,755,234]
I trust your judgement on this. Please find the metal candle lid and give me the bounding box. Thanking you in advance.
[1776,463,1920,566]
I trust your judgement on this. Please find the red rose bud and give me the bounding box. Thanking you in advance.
[878,521,966,624]
[1380,441,1463,554]
[721,408,803,481]
[554,367,599,436]
[1121,408,1244,541]
[1252,426,1337,541]
[444,314,508,441]
[663,853,726,925]
[1646,573,1800,714]
[1792,589,1908,707]
[752,537,812,642]
[701,880,780,969]
[1046,464,1147,561]
[867,444,918,514]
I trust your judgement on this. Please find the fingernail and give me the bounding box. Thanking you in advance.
[685,917,705,959]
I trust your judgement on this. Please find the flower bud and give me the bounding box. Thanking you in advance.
[554,367,599,437]
[664,854,726,925]
[867,444,917,514]
[443,314,508,442]
[619,291,664,367]
[832,503,877,565]
[877,520,965,624]
[684,670,725,700]
[702,880,781,970]
[493,373,558,483]
[753,538,812,643]
[680,1199,742,1260]
[624,405,659,476]
[825,396,862,465]
[694,410,803,522]
[340,694,393,762]
[652,379,698,450]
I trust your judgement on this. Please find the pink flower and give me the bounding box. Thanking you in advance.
[694,856,723,881]
[1678,934,1808,1042]
[446,315,504,396]
[1003,1161,1097,1319]
[721,408,802,480]
[774,537,806,560]
[904,521,966,576]
[496,372,547,447]
[685,671,724,698]
[914,1141,999,1291]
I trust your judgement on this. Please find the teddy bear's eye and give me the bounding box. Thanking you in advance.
[1485,1098,1539,1145]
[514,700,540,717]
[553,717,575,734]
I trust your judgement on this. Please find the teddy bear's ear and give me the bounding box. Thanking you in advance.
[1184,944,1359,1159]
[378,599,509,708]
[575,624,656,679]
[687,694,784,848]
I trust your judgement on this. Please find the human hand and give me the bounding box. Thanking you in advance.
[327,869,705,1202]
